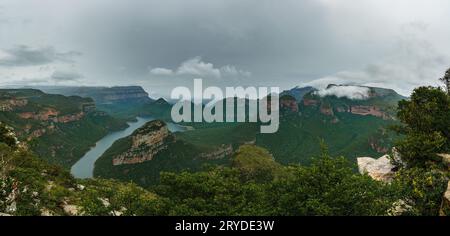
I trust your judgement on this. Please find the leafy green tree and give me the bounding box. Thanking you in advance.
[392,82,450,216]
[154,145,400,216]
[231,145,281,183]
[267,151,399,215]
[395,86,450,166]
[392,167,448,215]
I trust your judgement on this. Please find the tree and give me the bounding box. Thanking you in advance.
[267,151,399,216]
[395,86,450,166]
[393,167,448,216]
[154,145,400,216]
[441,68,450,95]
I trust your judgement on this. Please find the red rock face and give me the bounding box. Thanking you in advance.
[19,112,35,119]
[19,109,84,123]
[112,154,156,165]
[56,112,84,123]
[350,105,388,119]
[19,108,59,121]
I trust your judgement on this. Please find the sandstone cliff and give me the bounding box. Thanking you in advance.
[112,120,172,166]
[357,155,396,182]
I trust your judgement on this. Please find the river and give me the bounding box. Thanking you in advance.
[70,117,186,179]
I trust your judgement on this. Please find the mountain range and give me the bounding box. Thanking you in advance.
[1,84,406,186]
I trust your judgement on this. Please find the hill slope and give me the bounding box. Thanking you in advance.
[94,120,230,187]
[0,89,126,167]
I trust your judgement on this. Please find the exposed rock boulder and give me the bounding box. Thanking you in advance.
[357,155,396,182]
[437,154,450,169]
[440,181,450,216]
[61,201,82,216]
[40,208,54,216]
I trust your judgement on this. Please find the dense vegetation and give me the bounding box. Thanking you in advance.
[0,89,127,167]
[394,86,450,167]
[0,132,401,216]
[1,83,449,216]
[152,145,400,216]
[257,111,398,165]
[388,86,450,215]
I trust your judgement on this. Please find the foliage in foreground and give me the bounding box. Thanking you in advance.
[390,85,450,215]
[394,86,450,167]
[0,131,401,216]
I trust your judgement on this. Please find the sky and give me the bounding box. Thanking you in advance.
[0,0,450,98]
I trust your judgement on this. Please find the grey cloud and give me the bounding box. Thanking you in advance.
[0,45,81,67]
[303,23,449,96]
[51,70,83,82]
[149,67,174,76]
[149,57,251,79]
[1,0,450,97]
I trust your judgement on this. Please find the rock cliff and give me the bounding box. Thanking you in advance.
[112,120,172,165]
[357,155,396,182]
[300,84,403,120]
[199,144,234,160]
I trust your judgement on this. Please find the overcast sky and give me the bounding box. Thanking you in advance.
[0,0,450,98]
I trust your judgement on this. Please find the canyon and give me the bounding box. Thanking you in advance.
[112,120,171,166]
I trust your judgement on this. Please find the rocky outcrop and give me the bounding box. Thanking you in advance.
[349,105,389,119]
[440,181,450,216]
[0,98,28,111]
[61,202,81,216]
[357,155,396,182]
[112,120,171,166]
[56,112,84,123]
[437,154,450,169]
[199,144,234,160]
[19,108,59,121]
[19,109,84,123]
